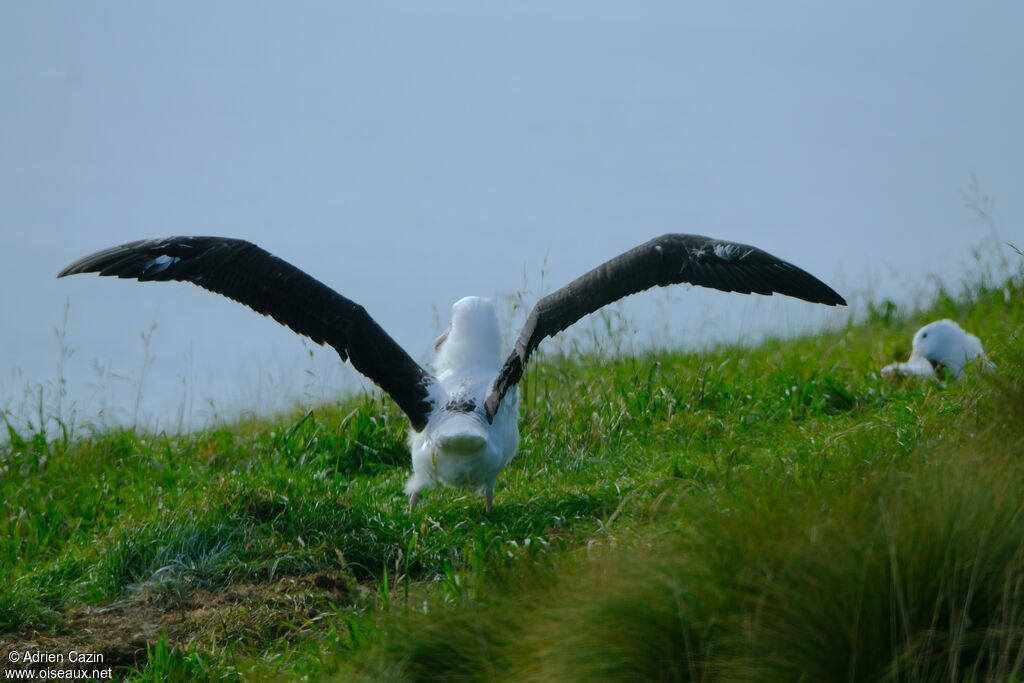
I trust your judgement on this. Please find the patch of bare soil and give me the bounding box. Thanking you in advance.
[1,571,358,674]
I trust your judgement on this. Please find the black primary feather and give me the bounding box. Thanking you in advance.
[58,237,435,431]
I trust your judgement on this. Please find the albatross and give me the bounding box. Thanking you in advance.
[59,234,846,511]
[881,319,994,380]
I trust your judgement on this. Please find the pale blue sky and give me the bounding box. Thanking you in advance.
[2,2,1022,430]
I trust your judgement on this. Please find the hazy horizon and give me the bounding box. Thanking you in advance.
[2,2,1022,433]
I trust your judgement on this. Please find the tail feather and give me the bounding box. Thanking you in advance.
[438,432,488,452]
[435,415,488,453]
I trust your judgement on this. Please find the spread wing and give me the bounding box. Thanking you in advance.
[58,236,436,431]
[484,233,846,420]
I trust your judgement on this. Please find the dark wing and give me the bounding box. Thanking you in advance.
[58,236,436,431]
[484,233,846,420]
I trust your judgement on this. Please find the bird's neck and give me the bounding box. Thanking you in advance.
[435,329,502,374]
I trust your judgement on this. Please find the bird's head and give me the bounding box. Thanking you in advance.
[434,296,503,371]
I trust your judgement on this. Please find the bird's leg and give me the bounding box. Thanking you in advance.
[484,488,493,513]
[408,491,420,512]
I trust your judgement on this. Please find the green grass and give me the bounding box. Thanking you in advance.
[2,269,1022,680]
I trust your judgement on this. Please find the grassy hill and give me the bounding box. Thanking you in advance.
[2,267,1022,681]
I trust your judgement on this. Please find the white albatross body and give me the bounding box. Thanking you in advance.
[405,297,519,510]
[881,319,993,380]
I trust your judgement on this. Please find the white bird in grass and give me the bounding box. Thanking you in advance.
[881,319,993,380]
[59,234,846,511]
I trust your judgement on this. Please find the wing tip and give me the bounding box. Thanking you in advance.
[817,286,847,307]
[802,287,846,307]
[57,260,95,279]
[57,243,138,279]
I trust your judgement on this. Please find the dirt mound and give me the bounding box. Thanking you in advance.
[1,571,357,673]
